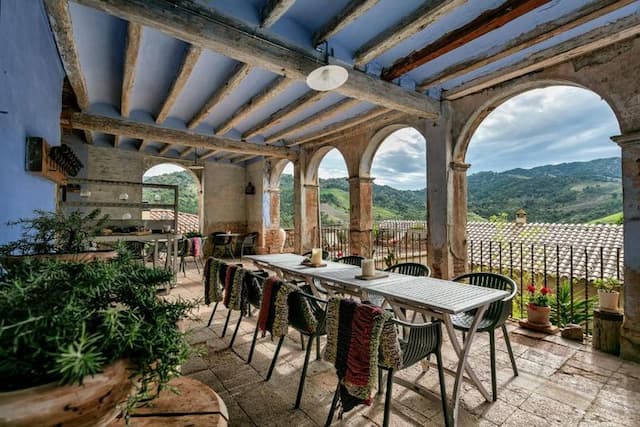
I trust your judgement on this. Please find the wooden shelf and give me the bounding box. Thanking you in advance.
[25,137,67,185]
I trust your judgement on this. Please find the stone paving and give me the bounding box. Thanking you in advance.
[170,265,640,426]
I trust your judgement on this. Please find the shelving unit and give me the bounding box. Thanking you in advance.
[59,178,180,233]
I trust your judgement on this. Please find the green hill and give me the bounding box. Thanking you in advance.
[143,171,199,214]
[142,157,623,227]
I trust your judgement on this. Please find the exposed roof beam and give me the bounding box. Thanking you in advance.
[73,0,439,118]
[418,0,636,90]
[216,76,293,136]
[44,0,94,144]
[157,144,174,155]
[155,44,202,124]
[445,12,640,100]
[261,0,296,28]
[242,91,328,139]
[199,150,220,160]
[265,98,361,144]
[113,135,121,147]
[288,106,390,146]
[313,0,380,46]
[354,0,465,67]
[232,154,258,163]
[121,22,142,116]
[61,111,297,159]
[383,0,552,81]
[187,63,252,129]
[180,147,195,158]
[306,110,406,148]
[138,140,151,151]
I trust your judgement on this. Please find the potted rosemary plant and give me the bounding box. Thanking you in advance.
[0,209,116,264]
[593,277,622,312]
[0,248,199,426]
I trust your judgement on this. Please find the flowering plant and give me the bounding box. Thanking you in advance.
[527,284,552,307]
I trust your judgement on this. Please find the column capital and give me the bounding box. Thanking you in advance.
[450,161,471,172]
[612,131,640,147]
[348,176,375,184]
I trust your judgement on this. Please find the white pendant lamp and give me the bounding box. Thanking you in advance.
[306,42,348,91]
[306,64,348,91]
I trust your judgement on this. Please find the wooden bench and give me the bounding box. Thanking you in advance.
[110,376,228,426]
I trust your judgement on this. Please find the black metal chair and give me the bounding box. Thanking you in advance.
[334,255,365,266]
[238,231,259,257]
[302,249,330,260]
[211,231,234,259]
[263,285,327,410]
[178,237,202,276]
[451,272,519,401]
[384,262,431,277]
[325,313,449,427]
[123,241,146,264]
[225,269,269,349]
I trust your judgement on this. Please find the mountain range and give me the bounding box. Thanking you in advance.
[143,157,622,227]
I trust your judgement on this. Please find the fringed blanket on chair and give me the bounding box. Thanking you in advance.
[324,297,402,413]
[225,267,246,312]
[257,277,296,337]
[188,237,201,257]
[204,258,226,305]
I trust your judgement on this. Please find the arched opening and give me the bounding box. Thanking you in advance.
[142,163,202,235]
[370,127,427,267]
[278,161,294,230]
[460,84,622,327]
[304,147,349,256]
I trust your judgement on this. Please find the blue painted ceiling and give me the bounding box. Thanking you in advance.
[63,0,640,162]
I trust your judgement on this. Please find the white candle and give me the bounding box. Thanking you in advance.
[311,248,322,265]
[362,259,375,277]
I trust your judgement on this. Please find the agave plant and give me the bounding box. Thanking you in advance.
[549,280,597,327]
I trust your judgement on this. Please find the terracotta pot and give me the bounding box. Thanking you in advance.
[598,290,620,312]
[0,359,133,427]
[527,303,551,327]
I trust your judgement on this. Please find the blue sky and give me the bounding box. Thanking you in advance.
[313,86,621,190]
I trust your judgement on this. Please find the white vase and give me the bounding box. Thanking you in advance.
[598,290,620,312]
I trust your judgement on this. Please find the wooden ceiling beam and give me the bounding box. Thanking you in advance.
[44,0,94,144]
[265,98,361,144]
[187,63,252,129]
[313,0,380,46]
[382,0,552,81]
[287,106,390,146]
[261,0,296,28]
[231,154,258,163]
[157,144,174,155]
[354,0,465,67]
[216,76,293,136]
[445,13,640,100]
[74,0,439,118]
[418,0,636,90]
[121,22,142,116]
[242,91,328,139]
[199,150,220,160]
[180,147,195,158]
[113,135,121,147]
[61,111,297,159]
[155,44,202,124]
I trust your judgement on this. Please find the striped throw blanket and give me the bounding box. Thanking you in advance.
[203,258,224,305]
[257,277,297,337]
[324,297,402,413]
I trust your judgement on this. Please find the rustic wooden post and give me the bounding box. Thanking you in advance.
[592,309,623,355]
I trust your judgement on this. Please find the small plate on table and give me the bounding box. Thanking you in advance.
[300,259,327,268]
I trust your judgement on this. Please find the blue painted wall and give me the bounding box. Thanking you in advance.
[0,0,64,244]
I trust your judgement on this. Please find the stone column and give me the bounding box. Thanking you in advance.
[293,157,305,254]
[612,131,640,362]
[425,106,454,279]
[348,176,374,257]
[302,184,319,252]
[450,161,471,277]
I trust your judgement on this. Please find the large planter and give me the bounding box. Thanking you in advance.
[2,250,118,268]
[0,359,132,427]
[527,303,551,327]
[597,290,620,312]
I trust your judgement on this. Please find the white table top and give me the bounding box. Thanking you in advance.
[92,233,179,242]
[244,253,508,315]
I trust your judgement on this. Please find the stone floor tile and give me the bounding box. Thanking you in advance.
[617,360,640,380]
[571,349,623,372]
[519,391,585,426]
[179,355,209,375]
[501,408,549,426]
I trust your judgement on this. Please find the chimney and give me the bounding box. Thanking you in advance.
[515,208,527,226]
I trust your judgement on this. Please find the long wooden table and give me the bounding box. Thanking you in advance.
[245,253,508,426]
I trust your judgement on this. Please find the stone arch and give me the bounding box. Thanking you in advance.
[453,79,623,164]
[305,145,349,184]
[359,123,426,178]
[268,158,293,189]
[142,162,203,232]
